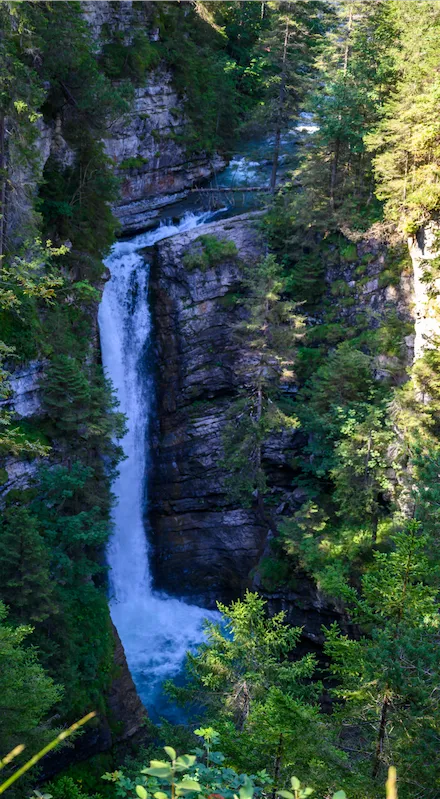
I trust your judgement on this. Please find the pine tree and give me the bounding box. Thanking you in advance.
[0,2,45,252]
[256,0,327,191]
[368,1,440,233]
[0,506,55,624]
[296,343,378,478]
[331,404,394,541]
[0,601,62,757]
[42,354,91,439]
[285,0,397,227]
[169,592,346,793]
[222,254,303,525]
[324,521,440,794]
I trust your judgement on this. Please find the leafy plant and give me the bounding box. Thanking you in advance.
[183,236,238,272]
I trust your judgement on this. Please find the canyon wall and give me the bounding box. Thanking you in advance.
[84,0,225,235]
[150,217,416,645]
[150,214,268,605]
[150,213,345,645]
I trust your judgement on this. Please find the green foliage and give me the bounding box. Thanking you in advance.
[40,142,119,265]
[331,404,394,540]
[296,343,380,476]
[100,32,160,82]
[157,3,242,153]
[0,460,119,718]
[0,239,67,455]
[251,0,327,187]
[42,356,125,473]
[48,776,102,799]
[102,735,400,799]
[0,712,96,798]
[176,591,319,715]
[183,236,238,272]
[368,2,440,232]
[270,0,396,231]
[222,254,302,509]
[257,555,294,591]
[0,601,62,759]
[32,2,129,133]
[119,157,149,171]
[0,506,55,624]
[103,736,270,799]
[165,593,349,793]
[324,521,440,794]
[0,1,129,741]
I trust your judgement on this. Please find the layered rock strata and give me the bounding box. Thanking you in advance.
[103,70,226,235]
[150,213,303,605]
[83,0,226,234]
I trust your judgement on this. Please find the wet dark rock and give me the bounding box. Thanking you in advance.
[150,213,306,606]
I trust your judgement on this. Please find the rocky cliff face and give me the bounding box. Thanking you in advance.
[83,0,225,235]
[150,213,328,619]
[150,214,266,605]
[408,223,440,358]
[149,216,420,640]
[7,2,225,244]
[107,623,148,741]
[103,71,225,235]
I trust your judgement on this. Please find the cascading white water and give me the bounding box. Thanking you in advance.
[98,211,218,714]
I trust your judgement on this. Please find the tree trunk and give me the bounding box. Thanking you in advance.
[238,0,246,41]
[271,734,284,799]
[343,3,354,75]
[330,138,340,210]
[372,692,389,778]
[0,113,6,259]
[372,513,378,544]
[270,17,289,193]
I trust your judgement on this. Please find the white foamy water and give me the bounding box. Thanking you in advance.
[99,211,218,713]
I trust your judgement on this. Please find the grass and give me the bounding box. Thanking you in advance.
[183,235,238,272]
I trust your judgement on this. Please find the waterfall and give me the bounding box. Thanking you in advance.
[98,211,218,714]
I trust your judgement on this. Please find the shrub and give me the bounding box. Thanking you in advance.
[100,32,160,82]
[183,235,238,272]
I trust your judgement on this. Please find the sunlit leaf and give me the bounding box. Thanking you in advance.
[175,755,197,771]
[239,776,254,799]
[142,761,173,779]
[175,779,201,794]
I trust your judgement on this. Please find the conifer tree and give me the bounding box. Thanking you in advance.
[285,0,397,226]
[256,0,327,191]
[223,254,303,525]
[368,1,440,233]
[0,601,62,757]
[331,404,394,541]
[169,592,345,791]
[325,521,440,792]
[42,354,91,439]
[0,506,55,624]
